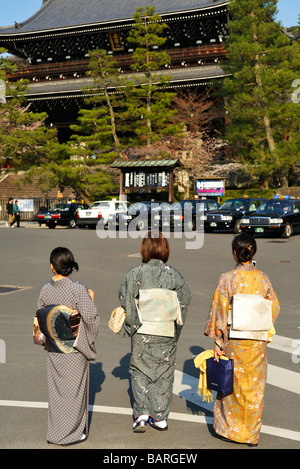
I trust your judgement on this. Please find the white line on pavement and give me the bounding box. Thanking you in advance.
[267,364,300,394]
[0,399,300,442]
[268,335,298,355]
[1,336,299,443]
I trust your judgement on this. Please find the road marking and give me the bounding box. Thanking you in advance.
[1,337,299,443]
[0,400,48,409]
[0,284,32,295]
[268,335,297,354]
[1,399,300,442]
[260,424,300,442]
[267,365,300,394]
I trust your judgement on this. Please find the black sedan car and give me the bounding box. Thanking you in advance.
[108,201,173,231]
[36,202,88,228]
[161,198,219,232]
[204,197,268,233]
[240,196,300,238]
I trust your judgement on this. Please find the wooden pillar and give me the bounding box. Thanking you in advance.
[119,170,125,200]
[169,169,174,202]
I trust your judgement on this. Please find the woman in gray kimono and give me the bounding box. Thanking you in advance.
[37,247,99,446]
[119,232,191,433]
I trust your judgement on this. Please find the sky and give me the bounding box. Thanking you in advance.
[0,0,299,28]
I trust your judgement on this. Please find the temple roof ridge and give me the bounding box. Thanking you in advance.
[1,0,51,31]
[0,0,229,35]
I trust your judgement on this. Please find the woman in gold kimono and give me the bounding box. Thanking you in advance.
[204,233,280,446]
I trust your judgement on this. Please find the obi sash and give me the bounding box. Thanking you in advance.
[228,293,272,341]
[36,304,79,353]
[136,288,182,337]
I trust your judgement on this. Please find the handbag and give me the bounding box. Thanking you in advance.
[33,316,45,346]
[206,357,234,396]
[108,306,126,334]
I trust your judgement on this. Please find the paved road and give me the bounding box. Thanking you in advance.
[0,222,299,452]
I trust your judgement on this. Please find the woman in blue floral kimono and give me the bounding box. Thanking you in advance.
[119,232,191,432]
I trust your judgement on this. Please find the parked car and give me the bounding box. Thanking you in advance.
[158,198,219,232]
[240,196,300,238]
[76,200,130,229]
[109,201,173,231]
[204,197,268,233]
[36,202,88,229]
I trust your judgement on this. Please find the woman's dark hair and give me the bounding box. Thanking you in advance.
[232,233,257,264]
[141,231,170,264]
[50,247,79,276]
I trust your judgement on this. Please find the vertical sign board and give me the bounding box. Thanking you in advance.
[123,170,170,189]
[109,32,124,51]
[112,159,180,203]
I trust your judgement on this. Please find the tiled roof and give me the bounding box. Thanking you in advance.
[111,159,181,168]
[24,66,227,99]
[0,0,229,34]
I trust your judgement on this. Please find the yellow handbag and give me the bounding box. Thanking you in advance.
[108,307,126,334]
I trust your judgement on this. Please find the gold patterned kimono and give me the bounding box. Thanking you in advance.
[204,263,280,445]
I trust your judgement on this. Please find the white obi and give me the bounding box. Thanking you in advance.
[136,288,182,337]
[228,293,273,341]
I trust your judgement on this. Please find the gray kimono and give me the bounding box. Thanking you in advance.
[119,259,191,420]
[37,277,99,445]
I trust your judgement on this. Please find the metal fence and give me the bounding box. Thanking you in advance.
[0,197,71,221]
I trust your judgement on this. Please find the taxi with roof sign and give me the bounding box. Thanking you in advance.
[240,195,300,238]
[204,196,268,233]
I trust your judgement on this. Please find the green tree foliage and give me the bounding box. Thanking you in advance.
[66,49,123,201]
[124,6,183,145]
[0,49,115,203]
[70,49,124,153]
[223,0,300,188]
[63,6,184,200]
[0,50,57,170]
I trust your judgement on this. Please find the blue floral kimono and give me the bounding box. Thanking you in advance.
[119,259,191,421]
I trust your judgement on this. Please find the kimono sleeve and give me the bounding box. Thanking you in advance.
[73,283,100,360]
[74,283,99,326]
[37,283,49,309]
[204,273,231,343]
[118,268,141,338]
[262,273,280,324]
[173,270,192,340]
[118,273,131,337]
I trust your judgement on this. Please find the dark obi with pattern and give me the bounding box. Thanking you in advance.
[36,304,79,353]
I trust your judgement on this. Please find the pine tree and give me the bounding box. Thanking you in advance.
[71,49,125,152]
[66,49,122,201]
[0,50,57,169]
[125,6,182,145]
[223,0,300,188]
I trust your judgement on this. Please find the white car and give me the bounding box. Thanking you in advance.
[76,200,130,229]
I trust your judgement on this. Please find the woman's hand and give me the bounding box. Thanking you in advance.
[214,341,225,362]
[88,289,95,302]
